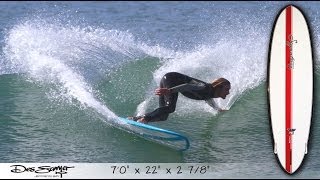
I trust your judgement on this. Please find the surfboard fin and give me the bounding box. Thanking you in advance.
[305,143,308,154]
[274,143,277,154]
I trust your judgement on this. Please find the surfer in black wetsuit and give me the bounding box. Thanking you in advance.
[129,72,231,124]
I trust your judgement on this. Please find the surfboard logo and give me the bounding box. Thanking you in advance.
[287,128,296,135]
[286,34,297,69]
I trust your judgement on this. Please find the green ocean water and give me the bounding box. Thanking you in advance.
[1,61,319,177]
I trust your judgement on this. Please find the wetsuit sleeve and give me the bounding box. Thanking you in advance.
[169,81,206,93]
[205,99,221,111]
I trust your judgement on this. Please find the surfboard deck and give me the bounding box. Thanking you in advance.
[268,5,313,174]
[118,117,190,151]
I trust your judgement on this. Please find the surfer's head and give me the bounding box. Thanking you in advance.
[211,78,231,99]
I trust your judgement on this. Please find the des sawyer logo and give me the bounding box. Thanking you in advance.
[10,165,75,178]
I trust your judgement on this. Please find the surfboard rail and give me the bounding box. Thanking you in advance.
[119,117,190,151]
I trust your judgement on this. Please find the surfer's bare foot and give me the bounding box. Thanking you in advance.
[137,118,147,124]
[127,116,144,122]
[127,117,138,121]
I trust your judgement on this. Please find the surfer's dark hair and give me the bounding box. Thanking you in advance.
[211,78,230,89]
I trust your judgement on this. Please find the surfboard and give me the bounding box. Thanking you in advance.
[118,117,190,151]
[268,5,313,174]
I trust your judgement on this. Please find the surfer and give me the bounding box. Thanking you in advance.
[129,72,231,124]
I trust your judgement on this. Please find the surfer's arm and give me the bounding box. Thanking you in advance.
[155,80,205,96]
[205,99,223,111]
[169,82,206,93]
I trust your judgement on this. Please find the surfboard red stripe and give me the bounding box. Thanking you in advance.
[285,6,292,173]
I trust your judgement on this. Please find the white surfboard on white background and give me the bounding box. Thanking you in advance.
[269,5,313,174]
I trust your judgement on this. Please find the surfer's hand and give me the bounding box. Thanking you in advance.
[218,109,228,112]
[155,88,171,96]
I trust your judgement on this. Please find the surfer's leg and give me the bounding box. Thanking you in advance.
[143,75,179,122]
[159,77,166,107]
[135,72,186,123]
[143,92,178,122]
[157,91,178,121]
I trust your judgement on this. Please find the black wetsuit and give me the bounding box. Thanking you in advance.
[143,72,217,122]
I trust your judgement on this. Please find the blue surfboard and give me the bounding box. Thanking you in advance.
[118,117,190,151]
